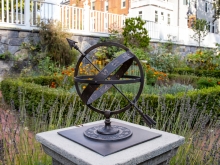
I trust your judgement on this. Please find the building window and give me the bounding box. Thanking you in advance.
[121,0,126,8]
[168,14,170,25]
[205,2,208,12]
[139,11,142,19]
[207,22,210,32]
[92,1,95,10]
[183,0,188,5]
[155,11,158,23]
[161,12,164,21]
[212,24,215,33]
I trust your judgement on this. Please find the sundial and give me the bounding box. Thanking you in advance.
[58,39,161,156]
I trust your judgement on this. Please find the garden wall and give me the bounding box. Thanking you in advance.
[0,28,212,81]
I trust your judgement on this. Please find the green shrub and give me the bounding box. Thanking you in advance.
[38,20,78,66]
[1,77,220,117]
[122,17,150,48]
[173,68,220,78]
[149,52,183,73]
[186,49,220,70]
[196,77,218,89]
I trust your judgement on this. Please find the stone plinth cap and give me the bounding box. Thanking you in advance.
[36,118,185,165]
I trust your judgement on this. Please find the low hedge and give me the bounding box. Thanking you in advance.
[20,75,66,86]
[173,68,220,78]
[1,76,219,120]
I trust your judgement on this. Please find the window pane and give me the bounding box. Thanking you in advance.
[123,0,126,7]
[155,10,158,22]
[168,14,170,25]
[205,2,207,12]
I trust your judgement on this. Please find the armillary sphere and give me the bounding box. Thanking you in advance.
[67,39,156,141]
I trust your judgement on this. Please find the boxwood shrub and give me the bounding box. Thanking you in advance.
[173,68,220,78]
[1,76,219,120]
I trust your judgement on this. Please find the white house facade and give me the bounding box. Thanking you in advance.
[128,0,220,47]
[129,0,174,25]
[129,0,218,29]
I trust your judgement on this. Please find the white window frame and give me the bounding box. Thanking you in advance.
[139,11,142,19]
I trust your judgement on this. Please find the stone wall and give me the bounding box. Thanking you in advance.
[150,42,199,56]
[0,29,40,81]
[0,29,40,55]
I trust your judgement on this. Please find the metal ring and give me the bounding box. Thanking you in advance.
[74,42,144,115]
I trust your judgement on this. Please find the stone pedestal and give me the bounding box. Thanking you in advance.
[36,119,184,165]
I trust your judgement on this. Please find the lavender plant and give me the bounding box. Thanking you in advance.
[0,88,219,165]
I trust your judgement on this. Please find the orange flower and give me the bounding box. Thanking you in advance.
[217,81,220,85]
[50,82,56,88]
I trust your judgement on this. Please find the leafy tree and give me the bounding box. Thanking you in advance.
[191,19,209,47]
[122,17,150,49]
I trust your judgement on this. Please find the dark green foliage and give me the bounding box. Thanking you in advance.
[20,75,61,86]
[196,77,218,89]
[173,68,220,78]
[122,17,150,48]
[0,51,13,60]
[129,47,150,60]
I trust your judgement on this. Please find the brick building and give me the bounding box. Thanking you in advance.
[66,0,129,15]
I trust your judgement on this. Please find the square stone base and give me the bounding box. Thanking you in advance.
[36,118,184,165]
